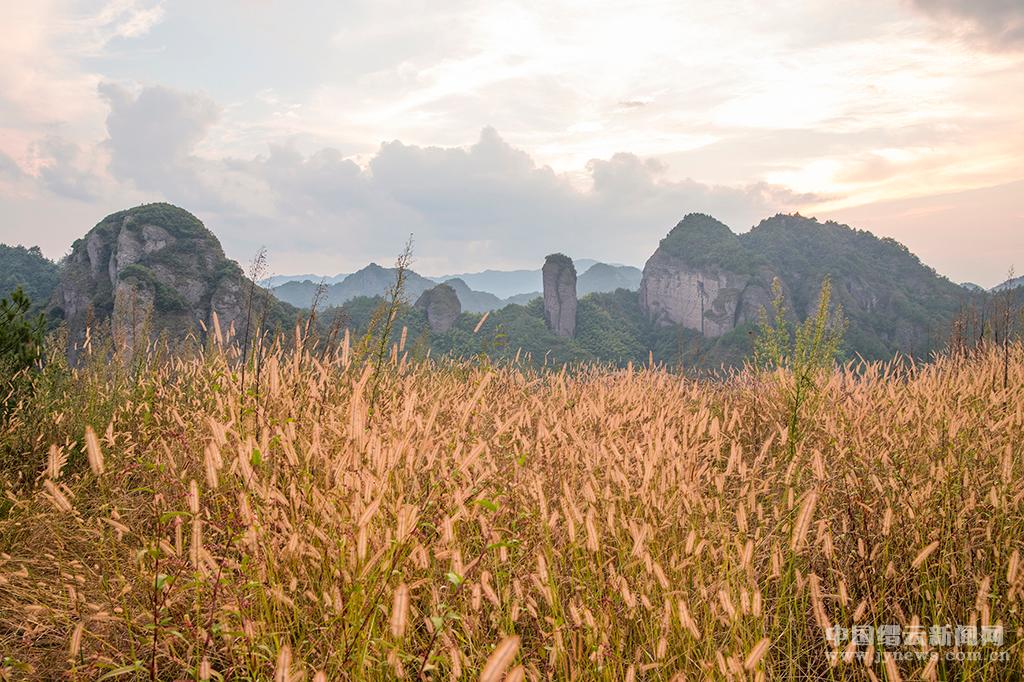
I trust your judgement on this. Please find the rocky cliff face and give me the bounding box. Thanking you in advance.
[542,254,577,338]
[415,283,461,333]
[639,214,772,337]
[50,203,279,358]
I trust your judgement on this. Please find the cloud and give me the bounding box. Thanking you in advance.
[109,2,165,40]
[911,0,1024,49]
[0,1,167,137]
[79,82,815,270]
[253,127,812,271]
[587,153,826,216]
[87,84,813,272]
[80,1,166,52]
[365,127,579,241]
[33,136,104,201]
[0,151,23,181]
[98,83,220,202]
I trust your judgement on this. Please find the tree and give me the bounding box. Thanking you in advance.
[1,287,46,418]
[1,287,45,371]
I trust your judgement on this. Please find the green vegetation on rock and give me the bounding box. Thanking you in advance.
[744,214,967,360]
[657,213,763,274]
[118,264,190,313]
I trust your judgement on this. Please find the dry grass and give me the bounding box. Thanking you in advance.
[0,333,1022,680]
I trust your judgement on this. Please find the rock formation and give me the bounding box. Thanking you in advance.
[639,214,773,338]
[50,203,292,359]
[415,283,461,333]
[542,253,577,338]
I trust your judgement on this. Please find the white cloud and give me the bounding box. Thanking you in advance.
[99,82,219,200]
[0,152,24,181]
[78,85,815,272]
[33,135,106,201]
[111,3,165,40]
[0,0,167,164]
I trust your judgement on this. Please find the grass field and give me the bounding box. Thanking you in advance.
[1,330,1021,680]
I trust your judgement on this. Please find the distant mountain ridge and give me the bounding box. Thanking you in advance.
[262,273,348,288]
[579,263,642,295]
[428,258,616,298]
[992,275,1024,292]
[267,260,642,312]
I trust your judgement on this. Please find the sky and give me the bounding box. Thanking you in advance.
[0,1,1021,286]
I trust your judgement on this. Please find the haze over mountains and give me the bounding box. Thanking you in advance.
[264,260,643,312]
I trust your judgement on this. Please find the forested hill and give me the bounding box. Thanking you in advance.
[0,245,60,312]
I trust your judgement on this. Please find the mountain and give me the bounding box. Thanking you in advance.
[428,268,540,299]
[415,283,461,333]
[262,273,347,288]
[436,278,505,313]
[269,280,320,308]
[412,213,980,369]
[960,282,986,292]
[639,213,773,337]
[0,244,61,312]
[271,265,438,309]
[278,212,978,370]
[505,292,541,306]
[49,203,297,358]
[992,275,1023,292]
[578,263,643,295]
[430,258,625,298]
[329,263,436,304]
[639,213,971,360]
[270,266,518,313]
[744,214,971,358]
